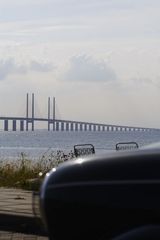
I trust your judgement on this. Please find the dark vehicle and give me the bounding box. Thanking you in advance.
[39,143,160,240]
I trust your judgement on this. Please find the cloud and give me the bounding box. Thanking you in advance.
[0,58,26,80]
[0,58,54,80]
[64,55,117,82]
[30,60,54,72]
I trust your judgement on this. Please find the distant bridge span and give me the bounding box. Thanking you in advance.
[0,93,159,132]
[0,116,158,132]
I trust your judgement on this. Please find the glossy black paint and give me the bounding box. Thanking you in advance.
[40,148,160,240]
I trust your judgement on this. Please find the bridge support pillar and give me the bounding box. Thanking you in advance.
[4,120,8,131]
[98,125,101,131]
[80,123,83,131]
[48,121,50,131]
[56,122,59,131]
[32,120,34,131]
[75,123,78,131]
[89,124,92,131]
[12,120,16,131]
[84,124,87,131]
[26,120,28,131]
[53,121,55,131]
[61,122,64,131]
[70,123,73,131]
[66,123,69,131]
[20,120,24,131]
[93,125,96,131]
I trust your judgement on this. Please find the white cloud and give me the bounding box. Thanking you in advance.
[0,58,26,80]
[64,55,117,82]
[0,0,159,46]
[30,60,54,72]
[0,58,54,80]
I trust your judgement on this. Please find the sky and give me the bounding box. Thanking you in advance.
[0,0,160,128]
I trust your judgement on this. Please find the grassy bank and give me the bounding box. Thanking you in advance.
[0,150,75,191]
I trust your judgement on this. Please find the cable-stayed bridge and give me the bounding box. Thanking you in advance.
[0,93,159,132]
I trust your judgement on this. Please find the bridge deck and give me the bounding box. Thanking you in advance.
[0,116,158,131]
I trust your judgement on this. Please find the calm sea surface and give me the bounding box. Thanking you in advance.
[0,130,160,160]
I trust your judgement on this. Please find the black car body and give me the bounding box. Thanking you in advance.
[40,145,160,240]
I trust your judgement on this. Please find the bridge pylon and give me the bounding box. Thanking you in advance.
[26,93,35,131]
[48,97,55,131]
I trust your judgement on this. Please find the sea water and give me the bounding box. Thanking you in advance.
[0,130,160,160]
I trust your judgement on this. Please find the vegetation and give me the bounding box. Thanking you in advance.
[0,150,75,191]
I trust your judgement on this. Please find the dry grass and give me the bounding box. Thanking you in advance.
[0,150,75,190]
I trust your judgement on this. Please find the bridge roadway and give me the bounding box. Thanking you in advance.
[0,116,158,132]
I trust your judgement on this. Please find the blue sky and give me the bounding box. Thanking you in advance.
[0,0,160,128]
